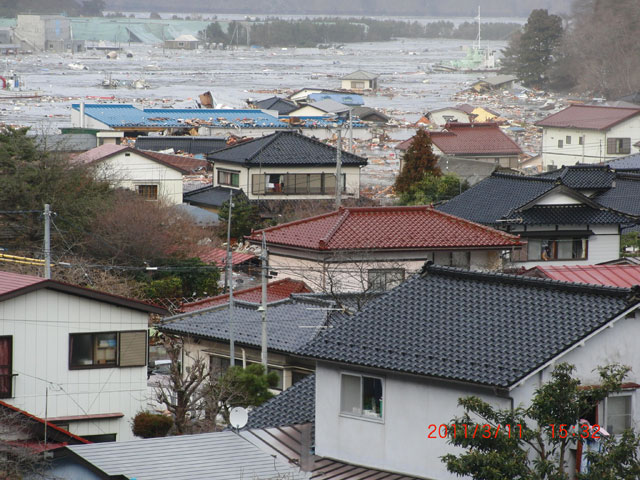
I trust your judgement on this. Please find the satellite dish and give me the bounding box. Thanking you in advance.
[229,407,248,430]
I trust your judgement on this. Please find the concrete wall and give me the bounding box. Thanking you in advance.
[541,116,640,168]
[15,15,75,52]
[213,162,362,201]
[0,289,149,441]
[94,150,184,204]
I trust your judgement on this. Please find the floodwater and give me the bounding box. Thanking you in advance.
[1,37,506,132]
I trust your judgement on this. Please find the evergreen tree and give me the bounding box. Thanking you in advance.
[398,172,469,205]
[443,363,640,479]
[394,129,441,194]
[218,195,261,240]
[501,9,563,88]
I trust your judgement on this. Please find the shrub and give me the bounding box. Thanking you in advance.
[132,411,173,438]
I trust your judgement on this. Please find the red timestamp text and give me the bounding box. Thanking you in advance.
[549,424,601,439]
[426,424,522,439]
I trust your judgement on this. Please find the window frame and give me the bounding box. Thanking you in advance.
[566,135,571,145]
[217,169,240,187]
[69,331,148,370]
[252,173,346,196]
[339,372,385,422]
[607,137,631,155]
[604,392,633,435]
[526,237,588,261]
[557,139,564,148]
[0,336,13,399]
[136,184,158,200]
[367,268,405,291]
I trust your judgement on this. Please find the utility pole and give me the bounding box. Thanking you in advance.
[348,108,353,152]
[335,125,342,209]
[260,232,268,369]
[225,190,235,367]
[43,204,51,279]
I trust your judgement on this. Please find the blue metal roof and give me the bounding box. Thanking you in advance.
[72,104,286,129]
[282,116,367,128]
[307,92,364,106]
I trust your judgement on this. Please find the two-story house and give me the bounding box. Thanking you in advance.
[73,144,210,205]
[536,104,640,169]
[293,263,640,479]
[438,165,640,268]
[0,271,165,442]
[208,131,367,202]
[246,205,522,293]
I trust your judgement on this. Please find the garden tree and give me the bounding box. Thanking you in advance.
[218,195,261,240]
[0,127,113,248]
[87,189,210,265]
[500,9,563,88]
[143,257,221,300]
[131,411,173,438]
[398,172,469,205]
[202,363,278,427]
[442,363,640,479]
[394,129,441,194]
[154,335,209,435]
[621,232,640,256]
[155,335,278,434]
[558,0,640,98]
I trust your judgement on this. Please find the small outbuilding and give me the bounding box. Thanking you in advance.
[341,70,379,91]
[164,34,199,50]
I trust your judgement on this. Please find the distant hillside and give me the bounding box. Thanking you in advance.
[104,0,573,17]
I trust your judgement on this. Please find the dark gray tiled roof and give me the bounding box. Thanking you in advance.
[254,96,298,115]
[135,136,228,155]
[300,265,633,388]
[607,153,640,172]
[159,299,337,355]
[504,205,637,225]
[595,175,640,216]
[208,131,367,167]
[437,173,556,224]
[536,165,616,189]
[246,374,315,429]
[183,186,246,208]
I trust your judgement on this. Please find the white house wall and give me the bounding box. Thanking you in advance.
[315,362,512,479]
[541,116,640,168]
[0,289,149,441]
[94,151,184,204]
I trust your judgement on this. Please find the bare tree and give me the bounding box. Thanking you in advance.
[154,334,209,434]
[0,408,54,479]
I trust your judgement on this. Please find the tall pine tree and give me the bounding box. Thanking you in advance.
[501,9,563,88]
[394,129,440,194]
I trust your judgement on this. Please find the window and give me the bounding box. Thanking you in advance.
[606,395,632,435]
[291,370,311,385]
[210,355,230,376]
[340,373,383,419]
[566,135,572,145]
[69,331,147,369]
[558,139,563,148]
[0,336,12,398]
[527,238,588,261]
[137,184,158,200]
[607,138,631,155]
[217,169,240,187]
[351,81,365,89]
[252,173,346,196]
[368,268,405,291]
[579,136,585,145]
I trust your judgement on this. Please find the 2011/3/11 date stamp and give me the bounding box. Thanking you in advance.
[426,424,602,439]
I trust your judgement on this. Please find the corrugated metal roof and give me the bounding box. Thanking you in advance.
[72,104,287,129]
[527,265,640,287]
[65,431,309,480]
[197,248,255,266]
[0,271,46,296]
[307,93,364,106]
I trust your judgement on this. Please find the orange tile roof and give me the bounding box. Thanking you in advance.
[179,278,311,312]
[246,206,522,251]
[198,248,256,266]
[526,264,640,288]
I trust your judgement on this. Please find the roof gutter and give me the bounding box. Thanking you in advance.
[508,302,640,392]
